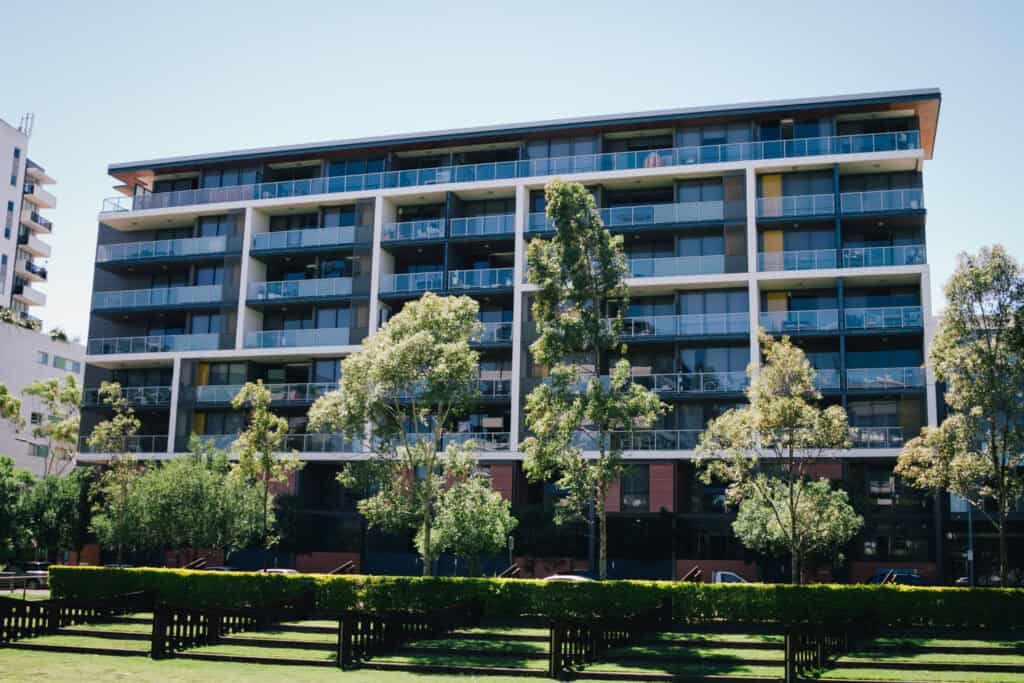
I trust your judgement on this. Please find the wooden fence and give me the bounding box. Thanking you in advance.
[337,603,481,670]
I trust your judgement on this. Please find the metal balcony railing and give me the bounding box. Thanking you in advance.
[381,219,445,242]
[851,426,905,448]
[758,249,838,272]
[844,306,923,330]
[846,367,925,390]
[618,312,749,338]
[760,309,840,333]
[247,277,353,302]
[379,271,444,295]
[628,371,748,394]
[82,385,173,407]
[252,226,359,251]
[79,434,168,454]
[574,429,702,451]
[757,193,835,218]
[476,321,514,344]
[841,245,926,268]
[627,254,725,278]
[449,214,515,238]
[448,268,515,290]
[96,236,227,263]
[244,327,352,348]
[442,432,512,451]
[87,333,221,355]
[194,382,336,404]
[92,284,222,310]
[840,189,924,214]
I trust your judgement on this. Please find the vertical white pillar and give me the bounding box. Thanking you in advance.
[920,269,939,427]
[509,184,528,454]
[367,196,391,335]
[166,356,182,456]
[744,167,760,371]
[235,208,265,349]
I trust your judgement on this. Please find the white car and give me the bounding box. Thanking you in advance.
[544,574,594,582]
[713,571,748,583]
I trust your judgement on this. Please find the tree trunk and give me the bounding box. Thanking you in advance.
[422,521,433,577]
[261,480,270,570]
[999,511,1009,586]
[791,552,801,585]
[596,490,607,580]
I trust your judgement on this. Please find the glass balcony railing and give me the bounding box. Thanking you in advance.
[844,305,923,330]
[851,426,905,449]
[527,212,553,233]
[92,284,222,310]
[24,210,53,231]
[380,271,444,295]
[96,236,227,263]
[574,429,702,451]
[478,379,512,398]
[601,200,725,228]
[252,226,358,251]
[618,312,749,339]
[245,327,352,348]
[79,434,168,454]
[846,367,925,390]
[757,193,835,218]
[841,245,926,268]
[758,249,838,272]
[193,432,361,453]
[82,385,173,407]
[449,214,515,238]
[382,219,445,242]
[448,268,515,290]
[814,368,842,390]
[840,189,924,214]
[442,432,512,451]
[760,309,840,333]
[102,130,922,213]
[87,333,221,355]
[247,277,353,302]
[194,382,336,404]
[627,254,725,278]
[629,371,748,394]
[477,321,514,344]
[23,261,47,279]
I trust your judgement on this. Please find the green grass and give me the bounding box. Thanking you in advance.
[188,642,338,661]
[606,643,785,660]
[840,650,1024,665]
[373,653,550,670]
[225,627,337,644]
[18,633,150,652]
[820,668,1024,683]
[585,660,784,677]
[660,631,784,644]
[872,636,1024,649]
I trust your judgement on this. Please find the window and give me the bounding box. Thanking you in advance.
[30,412,42,425]
[316,306,350,329]
[197,215,232,237]
[314,359,342,383]
[207,362,246,385]
[0,254,5,295]
[200,167,258,189]
[53,355,80,372]
[620,465,649,512]
[10,148,20,186]
[195,266,224,286]
[36,351,48,365]
[199,411,244,435]
[191,314,224,335]
[31,444,48,459]
[153,177,198,193]
[4,201,13,239]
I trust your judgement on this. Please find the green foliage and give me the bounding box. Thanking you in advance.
[22,374,81,476]
[522,179,665,579]
[897,245,1024,583]
[86,381,141,455]
[0,456,34,556]
[0,307,40,331]
[0,382,23,428]
[49,566,1024,630]
[697,333,860,583]
[20,469,91,558]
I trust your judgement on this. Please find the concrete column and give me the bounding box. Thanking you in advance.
[368,196,394,334]
[235,208,266,349]
[745,167,760,371]
[166,356,182,456]
[509,184,528,452]
[920,269,939,427]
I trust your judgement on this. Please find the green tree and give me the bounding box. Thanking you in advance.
[21,469,90,560]
[521,179,664,580]
[230,382,303,561]
[696,333,861,584]
[308,292,482,576]
[0,456,33,558]
[896,245,1024,584]
[0,382,22,428]
[22,375,82,476]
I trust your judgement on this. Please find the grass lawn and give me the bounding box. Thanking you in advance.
[820,669,1024,683]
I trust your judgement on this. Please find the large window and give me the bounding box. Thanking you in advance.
[270,212,319,232]
[315,306,350,329]
[678,347,749,374]
[678,289,748,315]
[321,206,355,228]
[326,158,385,177]
[153,177,198,194]
[190,314,224,335]
[207,362,246,386]
[620,465,650,512]
[197,215,233,237]
[677,178,724,203]
[200,167,258,188]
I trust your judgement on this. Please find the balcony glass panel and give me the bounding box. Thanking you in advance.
[628,254,725,278]
[846,367,925,390]
[760,309,840,333]
[442,432,511,451]
[840,189,924,214]
[83,386,172,407]
[758,249,838,272]
[477,321,514,344]
[851,426,905,449]
[448,268,515,290]
[629,371,748,394]
[527,212,553,233]
[79,435,168,454]
[478,379,512,398]
[573,429,702,451]
[381,219,445,242]
[842,245,926,268]
[247,277,353,301]
[244,327,351,348]
[380,271,444,295]
[251,226,356,251]
[449,214,515,238]
[756,193,835,218]
[600,200,725,228]
[96,236,227,263]
[87,333,221,355]
[92,284,222,310]
[844,306,923,330]
[618,313,749,338]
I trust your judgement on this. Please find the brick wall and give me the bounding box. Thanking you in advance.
[490,463,515,502]
[605,479,621,513]
[294,551,362,574]
[649,462,676,512]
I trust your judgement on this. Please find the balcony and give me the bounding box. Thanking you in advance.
[20,208,52,234]
[83,385,172,408]
[15,259,47,283]
[379,271,444,295]
[96,236,227,264]
[17,231,51,258]
[382,219,445,242]
[244,327,351,348]
[449,214,515,238]
[23,183,56,209]
[194,382,336,404]
[814,368,842,390]
[841,245,926,268]
[79,434,168,454]
[442,432,512,452]
[601,200,726,229]
[758,249,837,272]
[478,378,512,399]
[757,193,835,219]
[87,333,222,355]
[100,130,922,214]
[252,226,360,253]
[629,371,748,394]
[844,306,923,330]
[477,321,514,345]
[12,281,46,307]
[92,284,222,311]
[192,433,361,453]
[628,254,726,278]
[618,312,749,339]
[247,277,353,304]
[448,268,514,291]
[760,309,840,334]
[846,367,925,390]
[840,189,924,214]
[574,429,701,451]
[851,426,905,449]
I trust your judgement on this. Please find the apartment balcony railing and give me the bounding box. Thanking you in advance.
[840,189,924,214]
[382,219,445,242]
[22,209,53,232]
[23,182,56,209]
[22,261,47,280]
[252,226,359,251]
[527,212,554,233]
[92,284,223,310]
[245,327,351,348]
[600,200,726,228]
[851,426,905,449]
[194,432,361,452]
[448,267,515,290]
[618,312,749,339]
[760,309,840,333]
[629,371,748,394]
[79,434,168,454]
[841,245,926,268]
[814,369,842,390]
[87,333,222,355]
[757,193,835,218]
[628,254,725,278]
[479,379,512,398]
[758,249,838,272]
[844,305,923,330]
[846,367,925,390]
[96,236,228,263]
[247,277,353,302]
[442,432,512,451]
[82,385,173,407]
[194,382,336,404]
[101,130,922,213]
[477,321,514,344]
[574,429,702,451]
[449,214,515,238]
[379,271,444,295]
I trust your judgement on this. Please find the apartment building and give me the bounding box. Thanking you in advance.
[81,89,966,579]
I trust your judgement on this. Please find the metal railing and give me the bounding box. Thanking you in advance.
[629,371,748,394]
[846,367,925,390]
[92,284,222,310]
[526,212,553,233]
[477,320,514,344]
[379,271,444,295]
[96,235,227,263]
[83,385,172,407]
[24,210,52,230]
[851,426,905,448]
[628,254,725,278]
[247,277,353,301]
[252,226,359,251]
[840,189,924,214]
[844,305,923,330]
[758,249,838,271]
[618,312,749,338]
[381,219,445,242]
[442,432,512,451]
[760,309,840,333]
[23,261,47,279]
[574,429,703,451]
[79,434,168,454]
[193,432,361,452]
[842,245,926,268]
[478,379,512,398]
[87,333,221,355]
[194,382,336,403]
[101,130,921,213]
[449,214,515,238]
[757,193,835,218]
[600,200,725,227]
[244,327,352,348]
[448,267,515,290]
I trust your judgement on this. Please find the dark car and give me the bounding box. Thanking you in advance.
[2,561,51,589]
[868,568,925,585]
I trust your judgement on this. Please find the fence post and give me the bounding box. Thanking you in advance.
[338,614,353,670]
[549,621,563,679]
[784,629,796,683]
[151,606,166,660]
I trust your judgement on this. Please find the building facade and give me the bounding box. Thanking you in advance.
[81,89,974,580]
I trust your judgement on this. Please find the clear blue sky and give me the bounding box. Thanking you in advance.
[2,0,1020,340]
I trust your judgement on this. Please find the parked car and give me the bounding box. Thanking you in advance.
[2,561,50,589]
[868,568,925,585]
[204,566,241,572]
[102,564,134,569]
[261,568,298,575]
[712,571,748,584]
[544,574,594,582]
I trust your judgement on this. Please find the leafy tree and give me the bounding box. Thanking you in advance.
[521,179,664,579]
[0,382,22,428]
[896,245,1024,584]
[21,469,91,560]
[0,456,33,558]
[230,382,303,560]
[22,375,82,476]
[696,333,861,584]
[308,292,482,576]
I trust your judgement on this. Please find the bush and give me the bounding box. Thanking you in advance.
[49,566,1024,630]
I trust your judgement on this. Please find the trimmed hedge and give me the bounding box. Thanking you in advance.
[49,566,1024,630]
